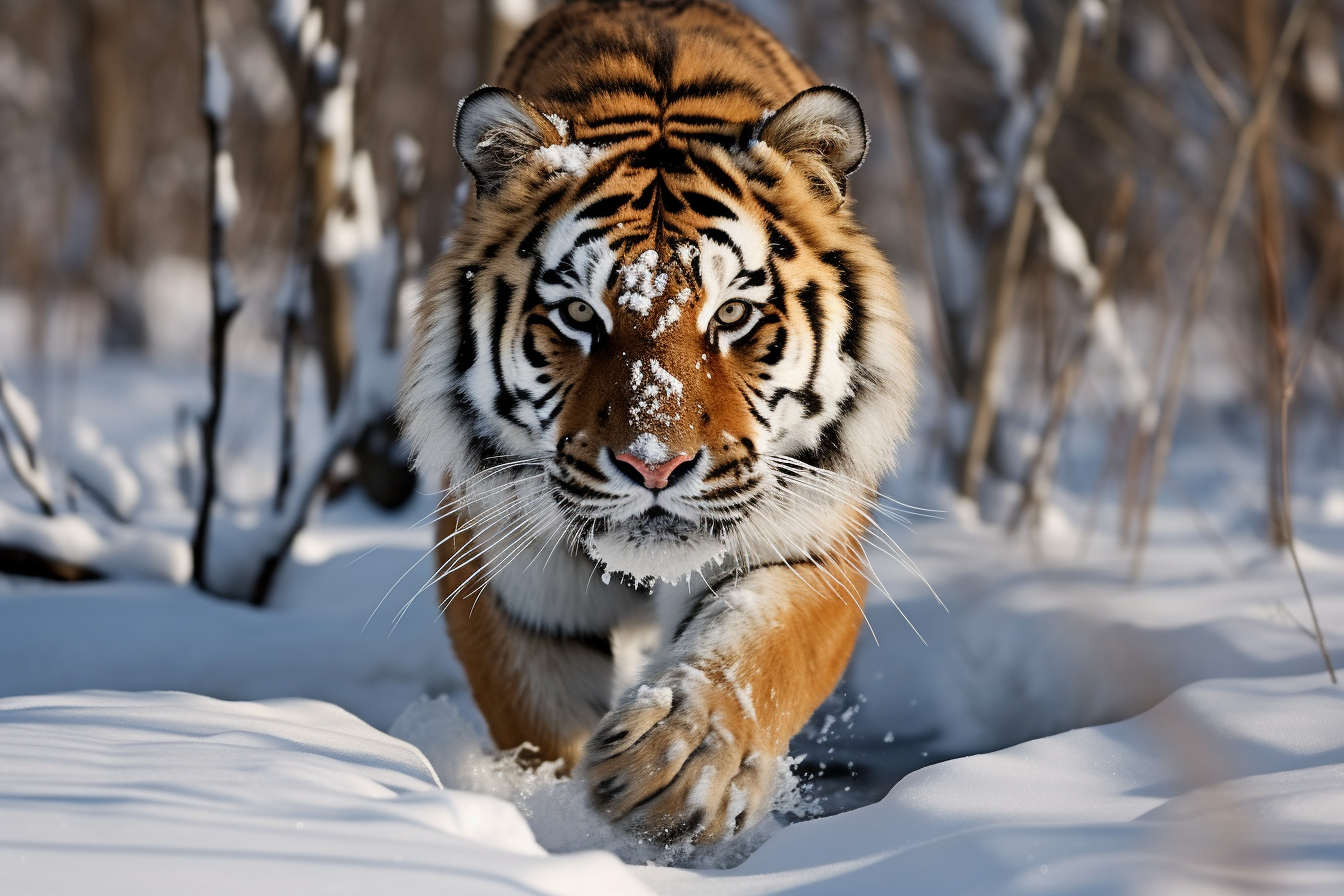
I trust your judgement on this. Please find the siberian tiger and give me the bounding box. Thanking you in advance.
[398,0,917,845]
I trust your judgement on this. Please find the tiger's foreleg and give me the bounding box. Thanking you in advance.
[581,537,868,843]
[436,511,614,768]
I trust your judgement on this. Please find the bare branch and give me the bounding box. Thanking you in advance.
[1131,0,1320,580]
[191,2,243,590]
[959,0,1088,507]
[1161,0,1246,126]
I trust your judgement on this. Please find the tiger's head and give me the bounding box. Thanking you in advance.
[400,85,918,586]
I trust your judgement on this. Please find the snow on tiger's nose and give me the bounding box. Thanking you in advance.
[627,358,683,429]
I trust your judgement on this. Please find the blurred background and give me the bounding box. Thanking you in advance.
[0,0,1341,588]
[1,2,1343,861]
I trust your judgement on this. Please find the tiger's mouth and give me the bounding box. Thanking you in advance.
[626,506,699,540]
[580,504,728,585]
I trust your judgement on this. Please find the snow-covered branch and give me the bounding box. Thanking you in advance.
[0,363,54,516]
[191,24,242,592]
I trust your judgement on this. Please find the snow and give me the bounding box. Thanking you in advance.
[651,288,690,337]
[0,690,650,895]
[67,418,141,521]
[316,77,354,186]
[394,132,424,194]
[648,359,683,399]
[0,499,190,583]
[270,0,310,44]
[628,432,670,465]
[1033,181,1100,297]
[490,0,539,29]
[628,358,683,428]
[1,355,1343,891]
[533,142,599,177]
[0,371,41,448]
[298,8,324,60]
[544,113,570,139]
[212,150,240,227]
[311,39,340,85]
[319,149,382,264]
[140,255,212,359]
[201,45,231,124]
[618,249,667,316]
[634,674,1344,894]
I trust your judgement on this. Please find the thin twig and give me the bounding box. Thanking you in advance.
[1130,0,1319,581]
[855,0,958,393]
[1161,0,1245,126]
[1010,174,1135,534]
[1170,475,1243,577]
[960,0,1087,506]
[1279,385,1336,682]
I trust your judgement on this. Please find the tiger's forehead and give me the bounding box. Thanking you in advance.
[533,184,770,323]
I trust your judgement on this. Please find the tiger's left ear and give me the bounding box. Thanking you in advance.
[757,86,868,204]
[456,86,563,196]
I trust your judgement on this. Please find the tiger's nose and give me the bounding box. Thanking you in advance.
[612,451,695,490]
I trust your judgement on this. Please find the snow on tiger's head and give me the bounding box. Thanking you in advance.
[399,85,919,585]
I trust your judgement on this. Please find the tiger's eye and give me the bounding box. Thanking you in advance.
[566,300,595,324]
[716,301,747,326]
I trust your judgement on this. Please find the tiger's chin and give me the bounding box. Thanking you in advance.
[584,508,727,586]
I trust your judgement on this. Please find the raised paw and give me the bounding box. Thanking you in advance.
[581,664,779,844]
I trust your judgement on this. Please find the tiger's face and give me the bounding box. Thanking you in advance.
[401,86,917,586]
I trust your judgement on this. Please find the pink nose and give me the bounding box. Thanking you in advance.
[613,452,694,490]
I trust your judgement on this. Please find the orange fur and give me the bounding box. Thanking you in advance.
[400,0,919,843]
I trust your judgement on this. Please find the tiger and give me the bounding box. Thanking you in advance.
[398,0,918,845]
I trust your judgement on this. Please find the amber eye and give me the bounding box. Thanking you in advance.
[563,300,596,326]
[716,301,748,327]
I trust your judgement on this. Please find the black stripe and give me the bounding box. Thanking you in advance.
[522,320,549,368]
[538,388,571,428]
[823,249,866,360]
[738,387,771,428]
[578,192,634,220]
[491,277,521,424]
[513,189,570,258]
[586,112,658,128]
[669,77,767,104]
[494,595,613,658]
[627,140,692,174]
[667,113,730,126]
[530,380,564,409]
[683,191,737,220]
[674,589,715,642]
[688,153,743,198]
[454,268,479,376]
[585,130,656,147]
[630,178,657,211]
[795,281,825,417]
[766,221,796,260]
[546,78,660,105]
[570,155,631,202]
[760,326,787,366]
[700,227,735,251]
[795,418,846,471]
[746,167,779,188]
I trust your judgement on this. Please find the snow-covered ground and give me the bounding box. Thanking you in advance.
[2,357,1343,893]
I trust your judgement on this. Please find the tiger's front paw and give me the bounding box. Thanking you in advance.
[581,664,778,844]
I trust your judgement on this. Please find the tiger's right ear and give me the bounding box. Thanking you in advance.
[756,86,868,206]
[455,86,561,196]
